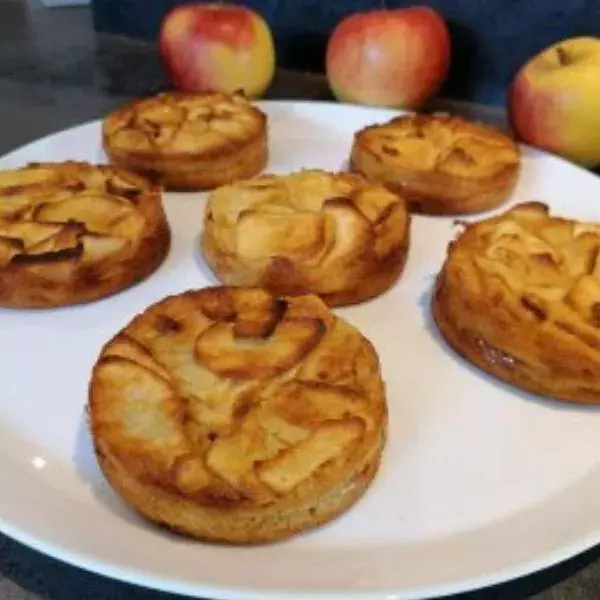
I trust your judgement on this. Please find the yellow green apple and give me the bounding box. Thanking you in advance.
[325,6,451,110]
[508,37,600,168]
[159,3,275,98]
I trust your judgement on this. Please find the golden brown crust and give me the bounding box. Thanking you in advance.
[89,287,387,543]
[201,169,411,307]
[0,161,170,308]
[350,114,521,215]
[433,202,600,404]
[102,91,268,191]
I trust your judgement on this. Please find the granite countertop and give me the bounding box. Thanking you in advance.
[1,1,600,599]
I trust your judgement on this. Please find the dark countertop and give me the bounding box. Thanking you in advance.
[1,1,599,599]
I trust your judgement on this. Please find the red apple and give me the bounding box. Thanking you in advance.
[326,6,451,109]
[159,3,276,98]
[508,37,600,168]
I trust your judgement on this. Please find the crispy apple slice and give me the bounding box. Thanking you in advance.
[236,210,326,260]
[0,236,23,266]
[0,194,36,219]
[564,275,600,322]
[0,221,62,248]
[272,380,374,432]
[197,287,283,336]
[129,310,259,434]
[93,358,181,442]
[112,128,152,151]
[210,117,251,141]
[178,119,209,138]
[487,225,559,265]
[26,222,83,255]
[507,202,549,223]
[35,193,133,234]
[110,210,146,241]
[147,123,178,148]
[182,102,211,120]
[80,233,130,263]
[321,198,373,263]
[233,299,286,339]
[0,166,59,192]
[105,175,143,202]
[256,419,363,494]
[136,100,185,126]
[296,318,364,386]
[171,128,225,153]
[5,222,84,264]
[350,184,396,224]
[281,293,333,326]
[373,201,409,258]
[11,243,83,265]
[232,289,287,338]
[92,357,203,486]
[195,316,325,379]
[205,406,294,504]
[103,334,171,382]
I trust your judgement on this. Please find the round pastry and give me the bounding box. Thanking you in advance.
[201,169,410,307]
[89,286,387,543]
[0,161,170,308]
[350,114,521,215]
[102,91,267,191]
[433,201,600,404]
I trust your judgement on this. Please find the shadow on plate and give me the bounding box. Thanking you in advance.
[72,411,148,529]
[191,234,220,288]
[339,158,351,172]
[418,277,600,414]
[72,411,198,546]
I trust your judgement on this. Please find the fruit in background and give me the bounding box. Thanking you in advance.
[325,6,451,110]
[159,3,276,98]
[508,37,600,168]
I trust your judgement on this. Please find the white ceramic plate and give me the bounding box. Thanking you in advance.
[1,101,600,600]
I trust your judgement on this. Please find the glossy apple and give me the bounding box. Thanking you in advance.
[508,37,600,168]
[325,6,451,109]
[159,3,276,98]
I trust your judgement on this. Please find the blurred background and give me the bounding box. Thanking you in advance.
[89,0,600,106]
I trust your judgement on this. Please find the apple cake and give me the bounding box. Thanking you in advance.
[350,114,521,215]
[0,161,170,308]
[433,201,600,404]
[102,91,267,191]
[89,286,387,543]
[201,169,411,307]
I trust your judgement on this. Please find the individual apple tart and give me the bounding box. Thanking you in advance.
[433,201,600,404]
[201,169,410,307]
[102,91,267,191]
[350,114,521,215]
[89,286,387,543]
[0,161,170,308]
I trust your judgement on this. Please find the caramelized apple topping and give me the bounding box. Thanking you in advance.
[470,202,600,328]
[206,169,407,275]
[106,91,262,154]
[0,162,150,267]
[96,288,384,504]
[359,114,519,177]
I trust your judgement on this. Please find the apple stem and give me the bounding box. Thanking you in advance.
[556,45,569,66]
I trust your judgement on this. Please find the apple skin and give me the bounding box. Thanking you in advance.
[325,6,451,110]
[508,37,600,168]
[159,3,276,99]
